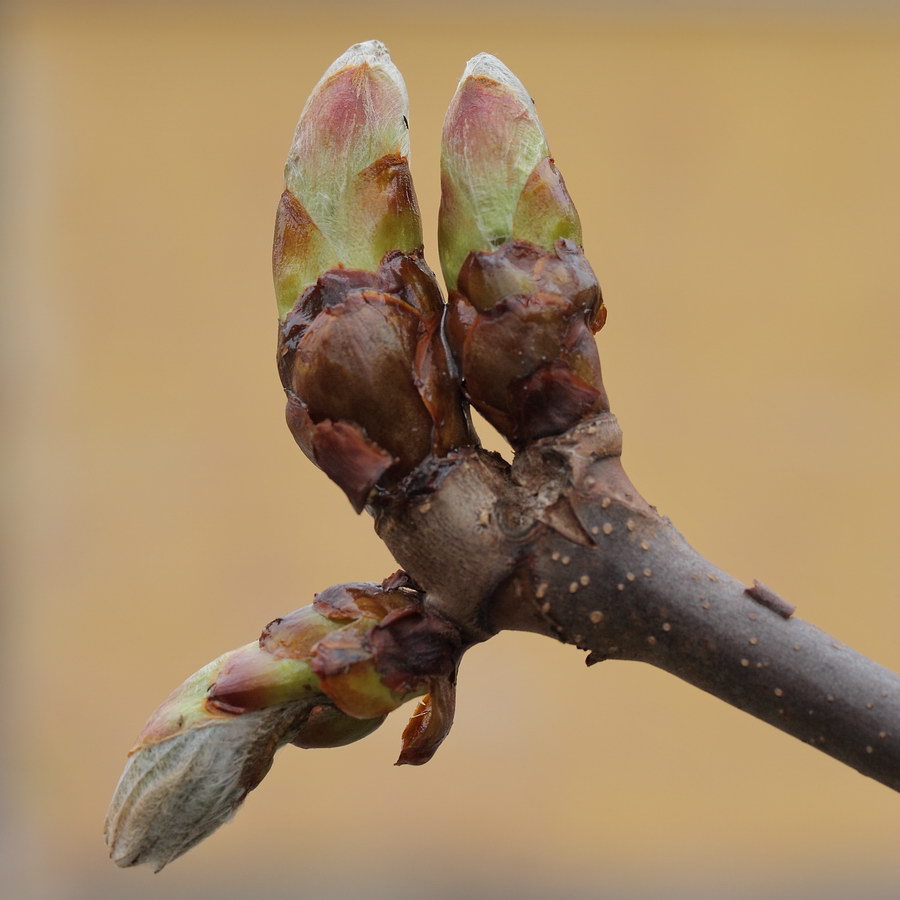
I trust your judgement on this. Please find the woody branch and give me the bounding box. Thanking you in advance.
[105,41,899,873]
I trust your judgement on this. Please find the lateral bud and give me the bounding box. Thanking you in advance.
[105,577,466,870]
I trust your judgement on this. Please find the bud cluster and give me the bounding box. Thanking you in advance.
[108,42,615,874]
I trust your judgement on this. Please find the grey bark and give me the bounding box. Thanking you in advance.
[374,413,900,792]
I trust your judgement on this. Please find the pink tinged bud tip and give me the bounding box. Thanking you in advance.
[274,41,423,319]
[439,53,582,290]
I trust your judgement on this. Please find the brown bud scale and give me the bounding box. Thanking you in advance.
[277,253,474,509]
[447,239,608,445]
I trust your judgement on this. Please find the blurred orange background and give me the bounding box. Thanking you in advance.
[3,1,899,898]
